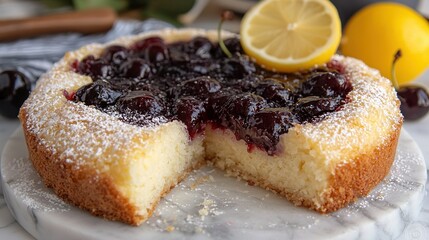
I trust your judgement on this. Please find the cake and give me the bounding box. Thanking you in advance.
[19,29,403,226]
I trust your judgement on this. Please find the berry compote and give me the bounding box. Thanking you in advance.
[69,36,352,155]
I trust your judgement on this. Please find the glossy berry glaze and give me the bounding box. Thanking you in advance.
[69,36,352,155]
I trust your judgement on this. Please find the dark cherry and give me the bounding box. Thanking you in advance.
[397,86,429,120]
[75,80,122,107]
[77,56,114,80]
[247,108,295,154]
[132,37,164,51]
[175,96,207,138]
[101,45,129,66]
[186,37,213,59]
[117,90,165,115]
[221,56,256,79]
[168,41,190,63]
[177,76,221,98]
[119,59,152,79]
[301,72,352,98]
[294,96,341,121]
[214,38,243,57]
[221,93,267,124]
[0,70,31,118]
[145,43,169,63]
[206,88,239,119]
[254,79,293,106]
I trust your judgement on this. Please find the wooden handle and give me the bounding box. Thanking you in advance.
[0,8,117,42]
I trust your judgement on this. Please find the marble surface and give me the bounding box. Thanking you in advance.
[0,127,427,240]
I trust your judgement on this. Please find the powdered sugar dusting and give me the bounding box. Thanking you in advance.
[293,55,402,165]
[6,157,70,212]
[19,29,233,171]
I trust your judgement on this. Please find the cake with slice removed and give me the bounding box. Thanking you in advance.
[19,29,402,225]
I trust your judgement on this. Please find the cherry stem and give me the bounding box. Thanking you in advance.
[218,11,234,58]
[391,49,401,90]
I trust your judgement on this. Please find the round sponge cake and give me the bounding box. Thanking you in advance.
[19,29,403,225]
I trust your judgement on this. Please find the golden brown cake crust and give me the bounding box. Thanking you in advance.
[321,121,401,213]
[21,109,140,225]
[21,108,204,225]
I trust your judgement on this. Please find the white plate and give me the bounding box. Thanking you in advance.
[1,127,427,240]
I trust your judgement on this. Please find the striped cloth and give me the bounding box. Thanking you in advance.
[0,19,173,87]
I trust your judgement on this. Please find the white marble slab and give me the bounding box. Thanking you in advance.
[0,127,426,240]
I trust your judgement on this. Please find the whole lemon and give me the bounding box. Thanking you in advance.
[342,3,429,85]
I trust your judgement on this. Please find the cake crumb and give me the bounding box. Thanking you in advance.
[190,176,210,190]
[166,225,175,232]
[208,175,215,182]
[195,226,204,233]
[198,198,214,220]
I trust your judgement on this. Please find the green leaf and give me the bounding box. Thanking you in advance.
[146,0,196,16]
[40,0,73,8]
[142,8,183,27]
[73,0,129,12]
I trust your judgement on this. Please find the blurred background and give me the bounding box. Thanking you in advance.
[0,0,428,31]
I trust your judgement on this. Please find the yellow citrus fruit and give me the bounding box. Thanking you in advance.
[342,3,429,85]
[240,0,341,72]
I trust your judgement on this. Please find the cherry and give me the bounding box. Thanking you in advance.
[117,90,165,115]
[294,96,341,121]
[132,36,164,51]
[0,70,31,118]
[119,59,152,79]
[145,43,169,63]
[247,108,295,155]
[101,45,129,66]
[390,50,429,120]
[77,56,114,80]
[254,79,294,106]
[397,86,429,120]
[302,72,352,98]
[177,76,221,98]
[186,37,213,59]
[220,93,267,128]
[175,96,207,138]
[74,80,122,107]
[221,56,256,79]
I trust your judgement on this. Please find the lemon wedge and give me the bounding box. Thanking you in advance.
[240,0,341,72]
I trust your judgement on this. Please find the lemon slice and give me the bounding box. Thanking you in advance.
[240,0,341,72]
